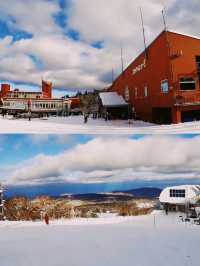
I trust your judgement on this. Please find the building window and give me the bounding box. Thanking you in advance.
[124,86,130,102]
[161,80,169,93]
[135,88,138,98]
[169,189,185,198]
[144,86,148,97]
[180,77,196,90]
[196,56,200,73]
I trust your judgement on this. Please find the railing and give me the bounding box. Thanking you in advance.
[174,90,200,105]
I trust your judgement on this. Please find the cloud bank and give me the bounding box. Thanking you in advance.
[2,135,200,186]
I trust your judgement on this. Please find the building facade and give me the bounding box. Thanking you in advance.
[0,81,80,115]
[159,185,200,212]
[109,30,200,124]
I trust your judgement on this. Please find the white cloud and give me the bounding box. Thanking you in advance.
[0,0,199,90]
[0,0,61,36]
[3,136,200,186]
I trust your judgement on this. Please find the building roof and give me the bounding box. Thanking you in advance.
[99,92,128,107]
[164,185,200,191]
[168,30,200,41]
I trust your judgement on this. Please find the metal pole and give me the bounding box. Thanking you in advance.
[112,67,114,84]
[162,9,167,31]
[0,185,4,218]
[154,214,156,227]
[140,7,148,60]
[162,8,174,86]
[120,43,124,74]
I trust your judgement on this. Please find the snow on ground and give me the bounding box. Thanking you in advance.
[1,115,200,134]
[0,211,200,266]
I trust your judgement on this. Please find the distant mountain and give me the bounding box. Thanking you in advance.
[60,192,134,202]
[114,187,162,198]
[60,188,162,201]
[5,184,161,200]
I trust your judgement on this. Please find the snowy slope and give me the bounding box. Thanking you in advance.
[0,211,199,266]
[1,115,200,134]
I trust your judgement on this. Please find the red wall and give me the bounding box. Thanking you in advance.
[169,32,200,104]
[0,84,11,98]
[110,31,171,121]
[70,98,81,109]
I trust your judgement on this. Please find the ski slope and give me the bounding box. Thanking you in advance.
[0,115,200,134]
[0,211,199,266]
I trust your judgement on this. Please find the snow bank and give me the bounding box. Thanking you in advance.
[0,211,200,266]
[1,115,200,134]
[0,214,135,228]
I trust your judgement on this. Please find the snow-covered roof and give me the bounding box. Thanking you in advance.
[99,92,128,107]
[164,185,200,192]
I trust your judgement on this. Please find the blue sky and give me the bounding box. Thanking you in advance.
[0,0,199,95]
[1,134,200,197]
[0,134,93,165]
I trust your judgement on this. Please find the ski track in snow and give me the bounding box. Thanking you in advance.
[0,115,200,134]
[0,211,200,266]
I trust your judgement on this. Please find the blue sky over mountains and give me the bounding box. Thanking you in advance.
[0,0,200,93]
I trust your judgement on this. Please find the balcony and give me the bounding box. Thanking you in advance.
[174,90,200,106]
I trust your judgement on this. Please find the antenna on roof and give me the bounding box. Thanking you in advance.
[120,42,124,74]
[140,7,148,60]
[111,67,114,84]
[110,54,114,84]
[162,8,168,32]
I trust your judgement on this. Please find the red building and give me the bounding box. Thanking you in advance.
[109,30,200,124]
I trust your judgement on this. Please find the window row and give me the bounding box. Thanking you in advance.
[125,86,149,98]
[169,189,186,198]
[4,102,63,109]
[125,74,199,97]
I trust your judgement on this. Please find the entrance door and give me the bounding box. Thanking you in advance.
[152,108,172,124]
[181,110,200,122]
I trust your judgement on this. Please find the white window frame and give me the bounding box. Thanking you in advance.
[161,79,169,93]
[135,87,138,98]
[144,86,148,97]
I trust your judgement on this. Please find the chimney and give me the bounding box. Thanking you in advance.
[42,80,52,98]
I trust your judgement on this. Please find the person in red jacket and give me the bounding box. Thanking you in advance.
[44,213,49,225]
